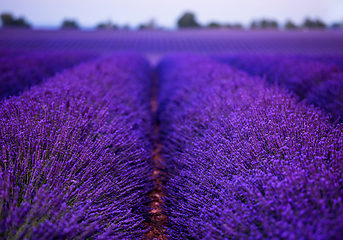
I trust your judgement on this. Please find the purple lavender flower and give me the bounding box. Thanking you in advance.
[0,53,153,239]
[307,72,343,121]
[218,55,343,122]
[158,54,343,239]
[0,51,97,99]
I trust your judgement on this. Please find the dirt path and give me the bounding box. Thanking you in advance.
[143,70,168,239]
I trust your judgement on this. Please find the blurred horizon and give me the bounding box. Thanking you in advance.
[0,0,343,29]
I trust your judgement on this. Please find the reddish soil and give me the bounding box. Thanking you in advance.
[143,71,168,240]
[144,144,168,239]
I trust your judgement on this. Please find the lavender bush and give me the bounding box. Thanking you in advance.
[0,53,153,239]
[307,72,343,122]
[158,55,343,239]
[218,55,343,121]
[0,51,97,99]
[310,55,343,67]
[0,50,25,58]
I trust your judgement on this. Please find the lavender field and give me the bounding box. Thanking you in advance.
[1,29,343,239]
[1,29,343,55]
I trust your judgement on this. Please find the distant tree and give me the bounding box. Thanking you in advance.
[302,18,313,28]
[97,23,107,29]
[0,13,30,28]
[177,12,200,28]
[121,24,129,30]
[261,19,278,29]
[331,22,340,29]
[138,24,147,30]
[96,20,117,30]
[250,20,259,29]
[61,20,79,29]
[331,22,343,29]
[208,22,221,28]
[250,19,278,29]
[138,19,156,30]
[231,23,243,29]
[1,13,13,26]
[302,18,326,29]
[224,23,243,29]
[314,19,327,29]
[147,19,156,29]
[285,20,298,29]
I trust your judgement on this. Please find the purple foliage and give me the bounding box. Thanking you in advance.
[158,55,343,239]
[309,55,343,67]
[219,55,343,121]
[0,51,97,99]
[307,72,343,122]
[0,49,25,58]
[0,54,153,239]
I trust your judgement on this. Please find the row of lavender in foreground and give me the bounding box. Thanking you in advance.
[0,54,153,239]
[218,55,343,122]
[158,55,343,239]
[0,50,97,99]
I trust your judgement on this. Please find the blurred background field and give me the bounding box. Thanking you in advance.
[1,29,343,57]
[1,0,343,60]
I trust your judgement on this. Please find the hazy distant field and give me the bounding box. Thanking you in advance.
[1,29,343,56]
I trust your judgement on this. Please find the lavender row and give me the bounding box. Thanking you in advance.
[158,55,343,239]
[307,55,343,67]
[0,50,97,99]
[0,54,153,239]
[218,55,343,121]
[0,49,26,58]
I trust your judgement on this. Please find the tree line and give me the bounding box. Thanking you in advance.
[177,12,339,30]
[1,12,343,30]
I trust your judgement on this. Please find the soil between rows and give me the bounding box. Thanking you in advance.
[143,70,168,240]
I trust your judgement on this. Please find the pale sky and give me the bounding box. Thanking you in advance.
[0,0,343,28]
